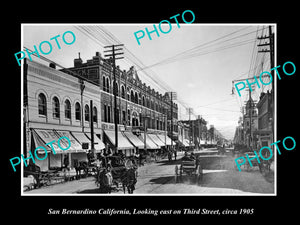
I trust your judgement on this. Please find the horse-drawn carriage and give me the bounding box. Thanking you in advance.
[175,152,203,184]
[235,151,271,174]
[95,155,138,194]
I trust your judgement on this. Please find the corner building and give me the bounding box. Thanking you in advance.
[23,59,105,172]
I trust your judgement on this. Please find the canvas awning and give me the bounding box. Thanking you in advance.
[139,132,159,149]
[71,132,91,149]
[84,132,106,152]
[104,130,134,150]
[148,134,165,147]
[123,131,145,149]
[178,139,193,147]
[55,130,83,153]
[157,134,175,146]
[33,129,77,154]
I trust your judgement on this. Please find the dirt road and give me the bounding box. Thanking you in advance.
[134,149,275,194]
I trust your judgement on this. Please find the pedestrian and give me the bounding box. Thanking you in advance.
[168,150,172,161]
[63,155,69,169]
[174,150,177,161]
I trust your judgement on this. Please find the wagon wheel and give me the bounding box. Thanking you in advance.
[175,165,179,183]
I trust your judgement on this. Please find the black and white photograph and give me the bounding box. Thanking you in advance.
[20,23,276,195]
[4,4,298,221]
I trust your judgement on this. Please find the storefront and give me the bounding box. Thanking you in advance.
[31,128,105,171]
[122,131,145,149]
[103,130,135,156]
[138,132,159,150]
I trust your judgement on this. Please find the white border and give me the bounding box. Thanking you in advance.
[20,23,277,196]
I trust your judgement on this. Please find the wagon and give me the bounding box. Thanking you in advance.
[96,155,138,193]
[175,155,203,184]
[235,151,271,173]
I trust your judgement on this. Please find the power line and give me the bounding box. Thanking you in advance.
[137,26,264,71]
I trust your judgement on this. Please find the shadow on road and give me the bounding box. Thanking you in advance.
[155,159,182,166]
[77,188,101,193]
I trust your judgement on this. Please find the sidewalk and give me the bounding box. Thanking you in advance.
[24,176,97,194]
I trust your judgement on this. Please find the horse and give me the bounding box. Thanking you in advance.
[73,159,88,179]
[120,167,138,194]
[97,168,113,193]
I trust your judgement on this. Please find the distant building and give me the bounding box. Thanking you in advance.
[243,96,258,149]
[255,91,274,148]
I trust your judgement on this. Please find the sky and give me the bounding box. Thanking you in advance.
[22,23,273,140]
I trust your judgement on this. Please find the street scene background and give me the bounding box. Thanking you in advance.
[21,24,275,195]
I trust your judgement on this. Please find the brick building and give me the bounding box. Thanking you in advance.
[62,52,178,153]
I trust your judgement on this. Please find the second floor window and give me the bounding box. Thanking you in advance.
[38,93,47,116]
[64,100,71,119]
[85,105,90,121]
[52,97,60,119]
[75,102,81,121]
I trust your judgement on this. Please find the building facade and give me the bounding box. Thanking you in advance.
[62,52,178,150]
[243,97,258,149]
[23,59,105,171]
[255,91,273,149]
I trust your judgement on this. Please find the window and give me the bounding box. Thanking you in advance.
[121,85,125,99]
[85,105,90,121]
[64,100,71,120]
[93,106,97,123]
[122,110,126,124]
[127,109,131,125]
[134,92,138,104]
[142,96,145,106]
[102,76,106,91]
[52,97,60,118]
[75,102,81,121]
[130,90,135,102]
[107,106,111,123]
[106,78,110,93]
[132,112,138,126]
[104,104,107,122]
[113,82,119,96]
[38,93,47,116]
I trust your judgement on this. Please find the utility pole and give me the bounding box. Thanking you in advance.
[186,107,193,149]
[104,44,124,152]
[248,88,252,149]
[197,115,201,150]
[257,26,274,142]
[90,100,95,157]
[257,26,274,91]
[166,92,177,150]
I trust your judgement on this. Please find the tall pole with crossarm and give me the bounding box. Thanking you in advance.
[104,44,124,152]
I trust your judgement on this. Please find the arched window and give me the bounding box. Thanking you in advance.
[130,90,135,102]
[52,97,60,118]
[64,99,71,119]
[134,92,138,104]
[121,85,125,99]
[142,96,145,106]
[93,106,97,123]
[75,102,81,121]
[113,82,119,96]
[85,104,90,121]
[151,100,154,110]
[132,112,139,126]
[38,93,47,116]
